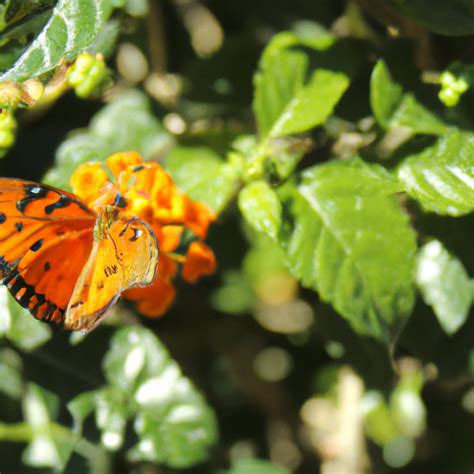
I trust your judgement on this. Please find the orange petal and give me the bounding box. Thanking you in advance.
[124,276,176,317]
[106,151,143,178]
[184,200,216,239]
[182,241,216,283]
[160,225,183,253]
[70,162,108,205]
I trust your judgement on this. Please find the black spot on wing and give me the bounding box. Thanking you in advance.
[133,165,145,172]
[44,262,51,271]
[0,212,6,224]
[30,239,43,252]
[16,184,48,213]
[0,258,65,327]
[15,222,23,232]
[44,194,73,215]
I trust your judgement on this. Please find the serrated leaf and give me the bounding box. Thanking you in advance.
[22,384,75,469]
[416,240,472,335]
[239,181,281,241]
[397,131,474,216]
[253,31,349,138]
[370,60,446,135]
[164,146,239,214]
[278,159,416,342]
[271,69,349,137]
[44,90,173,190]
[0,0,119,82]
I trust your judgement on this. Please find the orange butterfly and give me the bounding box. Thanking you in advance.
[0,178,158,332]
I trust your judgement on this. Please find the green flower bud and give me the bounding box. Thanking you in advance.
[67,52,113,99]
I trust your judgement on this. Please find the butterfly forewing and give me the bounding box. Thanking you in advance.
[0,178,95,325]
[65,210,159,331]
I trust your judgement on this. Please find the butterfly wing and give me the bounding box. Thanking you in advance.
[64,209,159,331]
[0,178,95,325]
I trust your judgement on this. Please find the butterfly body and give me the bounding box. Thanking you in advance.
[0,178,159,331]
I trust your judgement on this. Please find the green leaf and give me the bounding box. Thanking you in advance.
[22,384,75,469]
[397,131,474,216]
[278,159,416,342]
[383,0,474,36]
[416,240,472,335]
[44,90,173,190]
[78,327,219,468]
[370,60,447,135]
[0,288,51,352]
[226,458,290,474]
[164,146,240,214]
[271,69,349,137]
[0,0,119,82]
[253,31,349,138]
[239,181,281,241]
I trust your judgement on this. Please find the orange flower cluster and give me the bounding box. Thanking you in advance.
[70,151,216,317]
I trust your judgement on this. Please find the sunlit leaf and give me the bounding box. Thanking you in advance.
[370,60,446,135]
[416,240,472,335]
[0,0,121,82]
[165,146,240,214]
[271,69,349,137]
[253,31,349,138]
[239,181,281,241]
[253,31,334,136]
[278,159,416,342]
[397,131,474,216]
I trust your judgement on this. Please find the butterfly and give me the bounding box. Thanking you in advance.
[0,178,159,331]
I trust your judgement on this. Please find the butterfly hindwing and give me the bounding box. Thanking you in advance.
[64,209,159,331]
[0,178,95,325]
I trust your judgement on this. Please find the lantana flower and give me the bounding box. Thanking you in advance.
[70,151,216,317]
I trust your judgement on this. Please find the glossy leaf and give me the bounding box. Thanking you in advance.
[278,159,416,342]
[253,31,347,138]
[416,240,472,335]
[397,131,474,216]
[44,90,172,189]
[271,69,349,137]
[239,181,281,241]
[165,146,240,214]
[370,60,446,135]
[0,0,120,82]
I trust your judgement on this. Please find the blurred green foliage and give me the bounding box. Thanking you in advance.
[1,0,474,473]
